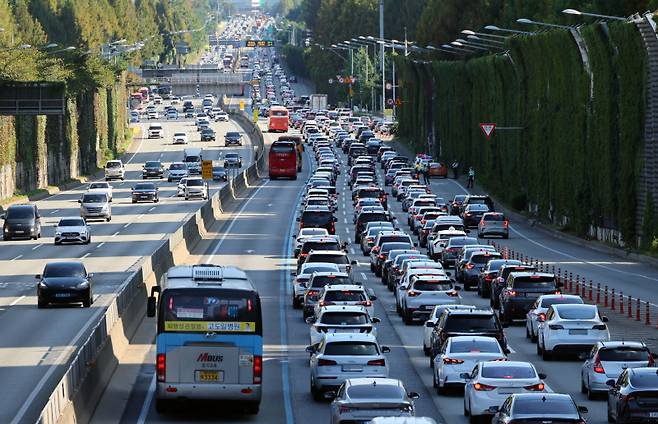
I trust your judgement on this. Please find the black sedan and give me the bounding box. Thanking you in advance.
[607,367,658,423]
[37,262,93,308]
[212,165,227,181]
[131,182,159,203]
[224,131,243,146]
[201,128,216,141]
[492,393,587,424]
[142,160,164,179]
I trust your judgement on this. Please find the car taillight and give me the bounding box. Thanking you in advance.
[421,220,426,225]
[378,254,385,260]
[372,246,380,253]
[319,300,334,307]
[307,290,319,296]
[592,324,607,330]
[318,358,337,366]
[367,359,386,366]
[367,237,374,242]
[357,300,373,307]
[443,358,464,364]
[538,312,546,321]
[465,213,472,216]
[592,353,605,373]
[474,383,496,391]
[408,290,420,297]
[480,221,486,227]
[524,383,545,391]
[649,354,655,367]
[446,290,459,297]
[485,274,494,281]
[338,405,352,414]
[253,355,262,383]
[465,263,475,270]
[549,324,564,330]
[506,289,517,296]
[157,353,166,382]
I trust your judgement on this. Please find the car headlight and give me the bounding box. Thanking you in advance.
[38,282,48,289]
[77,280,89,289]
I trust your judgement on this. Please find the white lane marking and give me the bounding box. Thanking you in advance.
[148,207,156,211]
[136,375,156,424]
[97,242,105,248]
[447,179,658,283]
[123,223,131,228]
[49,209,59,215]
[345,228,350,233]
[11,255,22,261]
[32,244,43,251]
[343,218,348,224]
[9,296,25,307]
[81,253,90,259]
[347,237,352,244]
[137,214,145,220]
[349,248,355,254]
[360,272,368,280]
[111,231,119,237]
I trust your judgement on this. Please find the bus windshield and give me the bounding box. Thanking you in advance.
[160,289,262,335]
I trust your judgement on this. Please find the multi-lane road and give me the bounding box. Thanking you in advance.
[0,98,255,424]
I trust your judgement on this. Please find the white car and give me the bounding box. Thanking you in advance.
[428,229,467,261]
[167,162,188,182]
[147,110,159,119]
[87,182,113,201]
[104,160,125,181]
[395,267,447,312]
[464,361,547,419]
[294,227,330,257]
[307,305,379,346]
[525,294,583,342]
[313,284,376,319]
[433,336,508,394]
[580,340,653,398]
[170,96,180,105]
[152,94,162,104]
[537,303,610,360]
[423,304,476,356]
[215,110,229,122]
[184,177,208,200]
[147,124,163,138]
[399,275,460,325]
[172,132,188,145]
[54,217,91,245]
[308,333,390,400]
[176,177,189,196]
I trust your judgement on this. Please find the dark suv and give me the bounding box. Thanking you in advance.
[142,160,164,179]
[298,206,337,234]
[428,308,508,364]
[355,211,392,243]
[459,251,502,290]
[2,203,41,240]
[498,272,560,324]
[490,264,537,309]
[224,131,243,146]
[478,259,523,298]
[460,194,495,214]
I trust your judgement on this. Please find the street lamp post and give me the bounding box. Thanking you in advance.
[484,25,534,35]
[516,18,573,30]
[562,8,627,21]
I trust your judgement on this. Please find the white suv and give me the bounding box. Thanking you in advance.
[148,124,163,138]
[104,160,125,181]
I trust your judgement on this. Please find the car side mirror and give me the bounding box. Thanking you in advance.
[351,260,357,265]
[296,217,300,221]
[453,285,461,291]
[465,229,471,233]
[323,391,336,400]
[78,199,82,203]
[381,345,391,353]
[35,274,41,279]
[372,317,381,323]
[333,217,338,222]
[145,293,159,318]
[578,406,589,414]
[305,345,316,353]
[460,373,471,380]
[290,271,297,276]
[538,373,547,379]
[489,406,500,413]
[606,379,616,387]
[601,316,609,322]
[292,234,297,238]
[414,242,418,247]
[305,317,315,325]
[0,213,4,219]
[504,348,511,354]
[407,391,420,400]
[425,321,435,328]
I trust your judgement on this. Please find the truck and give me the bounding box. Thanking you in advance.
[310,94,328,112]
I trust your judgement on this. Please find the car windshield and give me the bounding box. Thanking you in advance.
[302,211,332,225]
[82,194,106,203]
[556,305,596,320]
[320,312,368,325]
[482,365,537,379]
[6,206,34,219]
[58,219,85,227]
[484,214,506,221]
[414,281,452,291]
[225,154,239,159]
[445,315,498,331]
[301,241,340,253]
[467,204,489,212]
[450,339,501,353]
[381,242,412,253]
[512,397,578,416]
[347,385,405,400]
[174,133,185,137]
[599,347,649,362]
[187,179,204,187]
[324,290,366,302]
[89,183,108,189]
[380,236,411,245]
[44,263,85,278]
[471,254,498,264]
[135,183,155,190]
[106,162,121,168]
[170,163,186,170]
[449,238,478,247]
[630,372,658,388]
[309,254,348,265]
[514,277,556,289]
[226,132,240,137]
[310,275,350,287]
[300,229,328,237]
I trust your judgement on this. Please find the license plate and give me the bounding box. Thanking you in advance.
[55,293,72,297]
[499,388,520,394]
[342,365,363,372]
[196,370,223,382]
[569,329,588,335]
[650,412,658,418]
[14,230,24,234]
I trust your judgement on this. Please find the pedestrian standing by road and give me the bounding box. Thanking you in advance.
[421,163,431,185]
[451,159,460,179]
[467,166,475,188]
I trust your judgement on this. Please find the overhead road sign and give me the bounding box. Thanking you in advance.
[245,40,274,48]
[0,82,66,116]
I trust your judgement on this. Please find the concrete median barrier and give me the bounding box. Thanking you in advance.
[36,114,267,424]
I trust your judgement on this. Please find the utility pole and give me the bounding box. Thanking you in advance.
[379,0,385,115]
[349,47,354,110]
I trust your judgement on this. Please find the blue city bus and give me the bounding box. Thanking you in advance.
[147,264,262,414]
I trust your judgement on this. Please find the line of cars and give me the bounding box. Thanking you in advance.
[289,109,658,424]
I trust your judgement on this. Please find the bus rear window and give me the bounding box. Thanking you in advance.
[161,289,261,334]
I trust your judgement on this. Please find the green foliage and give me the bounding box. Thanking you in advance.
[397,23,646,244]
[280,44,309,78]
[643,193,657,250]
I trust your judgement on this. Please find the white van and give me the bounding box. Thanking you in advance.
[183,148,203,175]
[104,160,125,181]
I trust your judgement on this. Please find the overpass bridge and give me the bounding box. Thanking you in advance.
[138,67,252,97]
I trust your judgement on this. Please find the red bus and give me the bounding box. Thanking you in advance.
[269,140,297,179]
[268,105,289,132]
[277,135,303,172]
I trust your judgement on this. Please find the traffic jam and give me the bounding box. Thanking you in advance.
[288,112,658,424]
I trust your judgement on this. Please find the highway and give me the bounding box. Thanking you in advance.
[0,98,255,424]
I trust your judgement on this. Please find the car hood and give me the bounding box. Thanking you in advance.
[41,277,87,288]
[133,189,156,193]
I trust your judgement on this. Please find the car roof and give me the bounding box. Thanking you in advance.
[446,308,494,316]
[319,304,368,313]
[597,340,647,349]
[346,377,404,388]
[481,360,535,369]
[300,264,341,274]
[324,284,365,291]
[509,272,554,279]
[321,332,378,343]
[308,250,347,255]
[309,271,349,278]
[448,335,500,343]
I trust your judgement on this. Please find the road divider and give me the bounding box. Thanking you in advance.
[36,111,266,424]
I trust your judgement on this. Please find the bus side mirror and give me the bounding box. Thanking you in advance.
[147,296,157,317]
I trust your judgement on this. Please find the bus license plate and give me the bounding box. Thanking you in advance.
[196,370,223,382]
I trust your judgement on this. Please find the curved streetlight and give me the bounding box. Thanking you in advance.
[484,25,534,35]
[562,8,627,21]
[48,46,76,54]
[517,18,572,30]
[461,29,506,40]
